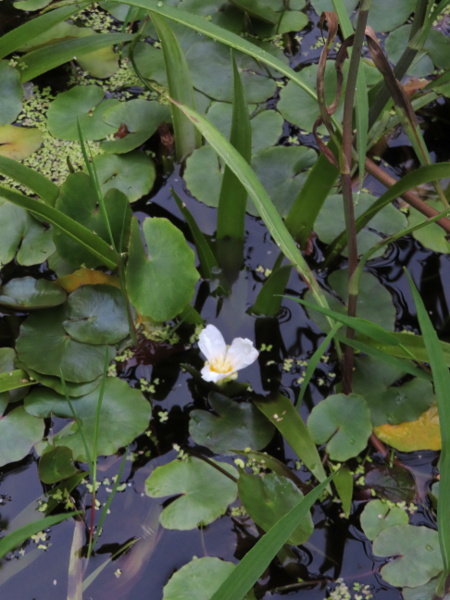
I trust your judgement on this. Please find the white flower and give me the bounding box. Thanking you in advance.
[198,324,259,384]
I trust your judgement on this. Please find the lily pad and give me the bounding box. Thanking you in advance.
[373,525,443,588]
[27,378,151,461]
[145,456,238,530]
[92,152,156,203]
[57,268,121,293]
[63,285,129,345]
[47,86,119,141]
[364,465,416,504]
[374,405,441,452]
[189,392,274,455]
[360,499,408,541]
[0,201,55,267]
[163,557,255,600]
[0,61,23,125]
[352,355,434,426]
[77,45,120,79]
[409,199,450,254]
[0,277,66,310]
[307,393,372,461]
[0,406,44,467]
[0,125,43,160]
[126,217,199,322]
[100,99,170,154]
[21,367,102,398]
[238,472,313,544]
[314,192,407,258]
[38,446,78,484]
[386,26,434,78]
[53,173,131,267]
[367,0,416,33]
[16,306,115,383]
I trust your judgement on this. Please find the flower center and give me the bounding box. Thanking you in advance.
[209,355,234,374]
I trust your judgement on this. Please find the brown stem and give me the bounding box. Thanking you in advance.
[365,158,450,234]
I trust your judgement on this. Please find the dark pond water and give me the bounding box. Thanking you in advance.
[0,2,449,599]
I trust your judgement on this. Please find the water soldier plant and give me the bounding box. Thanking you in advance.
[0,0,449,598]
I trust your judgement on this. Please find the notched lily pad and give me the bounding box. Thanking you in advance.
[16,306,116,383]
[374,405,441,452]
[145,456,238,530]
[360,499,408,541]
[39,446,78,484]
[364,465,416,503]
[189,392,274,455]
[307,393,372,461]
[63,285,129,345]
[373,524,443,588]
[92,152,156,203]
[0,277,67,310]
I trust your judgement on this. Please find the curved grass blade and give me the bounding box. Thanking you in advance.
[254,393,327,484]
[0,4,89,60]
[0,511,80,559]
[210,473,335,600]
[19,33,134,82]
[251,264,292,316]
[0,185,119,269]
[150,14,200,161]
[167,99,331,313]
[0,156,59,205]
[327,163,450,262]
[406,270,450,580]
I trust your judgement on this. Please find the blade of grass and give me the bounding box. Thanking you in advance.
[0,511,80,559]
[210,473,335,600]
[0,157,59,205]
[150,14,200,161]
[0,185,119,269]
[19,33,134,83]
[216,52,251,269]
[254,393,327,484]
[251,264,292,316]
[405,270,450,580]
[0,4,89,60]
[67,520,84,600]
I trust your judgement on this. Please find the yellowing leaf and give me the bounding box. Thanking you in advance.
[374,405,441,451]
[57,268,120,293]
[0,125,43,160]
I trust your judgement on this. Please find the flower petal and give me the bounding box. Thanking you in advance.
[201,363,235,383]
[198,324,227,362]
[227,337,259,370]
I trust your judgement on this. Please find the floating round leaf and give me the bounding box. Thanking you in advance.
[0,61,23,126]
[63,284,129,345]
[23,368,102,399]
[374,405,441,452]
[0,277,66,310]
[92,152,156,203]
[126,217,199,322]
[38,446,78,484]
[307,393,372,461]
[47,85,119,141]
[0,125,43,160]
[0,406,44,467]
[77,45,119,79]
[16,306,115,383]
[145,456,237,530]
[31,378,151,461]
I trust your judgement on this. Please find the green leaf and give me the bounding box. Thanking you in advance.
[126,217,199,321]
[16,306,115,383]
[251,264,292,316]
[373,525,443,588]
[47,86,119,141]
[0,156,58,205]
[21,368,102,398]
[409,198,450,253]
[360,499,408,541]
[145,456,238,529]
[19,33,134,82]
[163,557,255,600]
[38,446,78,484]
[189,392,274,455]
[367,0,416,33]
[0,407,44,467]
[0,125,43,160]
[307,393,372,461]
[0,62,23,125]
[28,378,151,461]
[210,473,335,600]
[100,99,170,154]
[238,472,313,545]
[63,285,129,345]
[150,13,200,160]
[0,511,79,560]
[352,355,434,426]
[92,152,156,203]
[0,277,67,310]
[254,394,327,483]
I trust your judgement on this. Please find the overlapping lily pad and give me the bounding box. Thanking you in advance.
[145,457,238,530]
[0,61,23,125]
[92,152,156,203]
[26,378,151,461]
[0,125,43,160]
[16,306,115,383]
[360,499,408,541]
[0,406,44,467]
[0,277,67,310]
